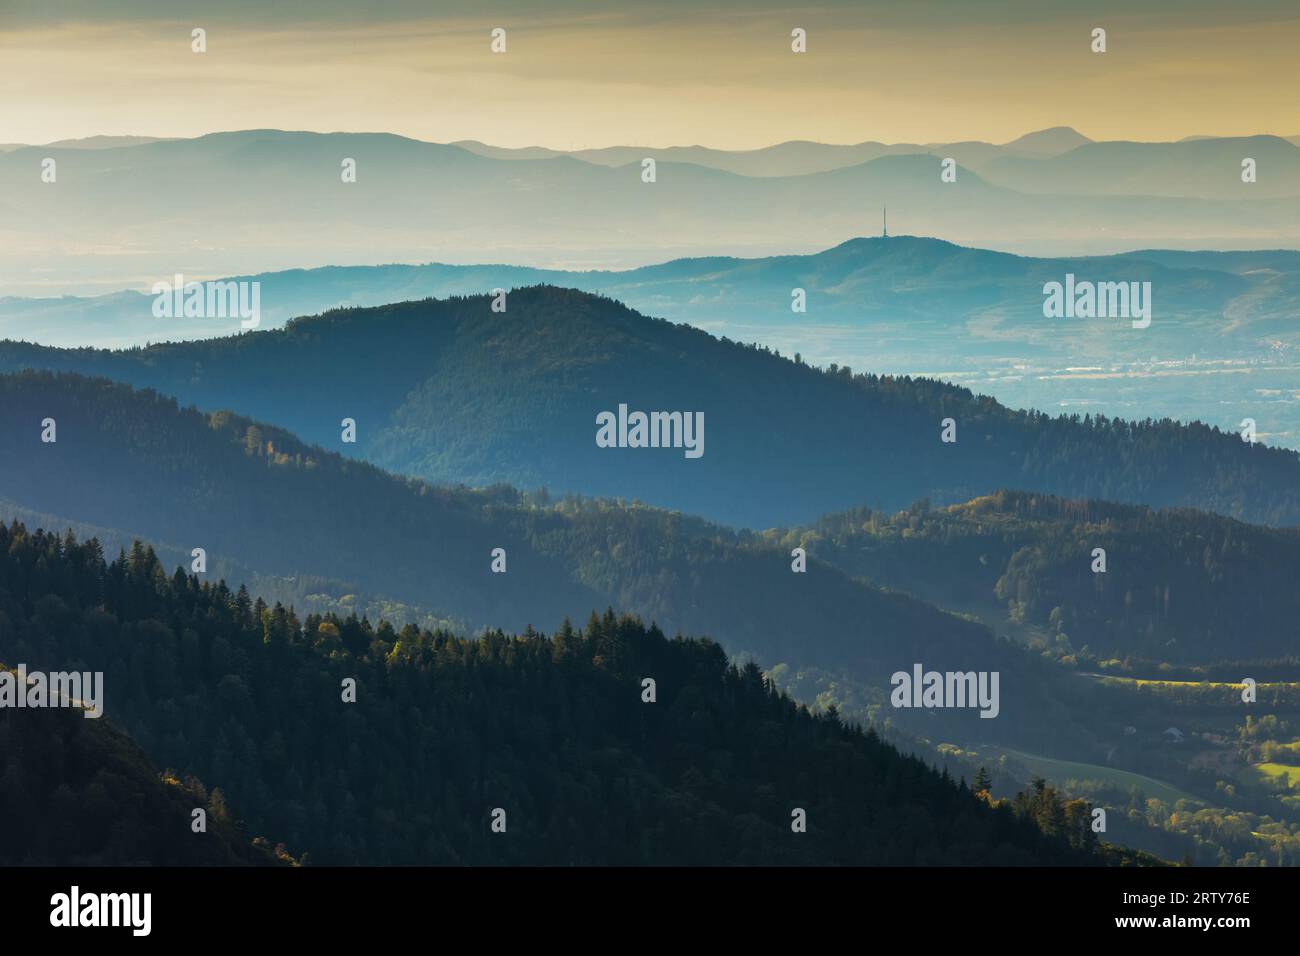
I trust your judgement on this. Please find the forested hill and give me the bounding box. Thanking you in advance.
[792,490,1300,666]
[0,370,1095,751]
[2,287,1299,528]
[0,369,601,633]
[0,520,1120,866]
[0,666,286,866]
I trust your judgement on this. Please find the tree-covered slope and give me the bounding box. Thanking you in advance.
[0,521,1114,866]
[0,369,600,633]
[2,287,1299,528]
[0,370,1102,752]
[791,490,1300,666]
[0,668,284,866]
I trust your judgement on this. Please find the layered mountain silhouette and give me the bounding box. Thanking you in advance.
[3,287,1299,530]
[0,521,1113,865]
[980,135,1300,200]
[452,126,1096,177]
[6,235,1298,452]
[0,369,1096,752]
[14,235,1297,357]
[4,129,1298,297]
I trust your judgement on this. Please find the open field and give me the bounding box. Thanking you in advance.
[987,747,1205,806]
[1254,763,1300,790]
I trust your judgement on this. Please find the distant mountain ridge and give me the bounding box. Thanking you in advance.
[4,128,1297,297]
[981,135,1300,199]
[4,234,1294,359]
[12,232,1294,453]
[451,125,1097,177]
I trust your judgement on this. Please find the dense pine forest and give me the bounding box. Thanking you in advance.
[0,520,1132,866]
[2,287,1298,528]
[0,679,286,866]
[2,370,1291,866]
[0,370,1101,752]
[793,490,1300,666]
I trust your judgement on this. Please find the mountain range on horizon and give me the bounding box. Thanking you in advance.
[3,126,1299,300]
[7,124,1300,167]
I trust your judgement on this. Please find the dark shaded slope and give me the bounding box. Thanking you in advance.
[2,288,1299,528]
[795,490,1300,666]
[0,670,283,866]
[0,370,1090,752]
[0,522,1112,866]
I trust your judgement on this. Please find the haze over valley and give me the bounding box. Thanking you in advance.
[7,0,1300,880]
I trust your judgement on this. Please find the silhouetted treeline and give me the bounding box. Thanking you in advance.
[0,521,1128,865]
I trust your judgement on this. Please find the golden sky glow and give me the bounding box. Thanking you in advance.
[1,2,1297,148]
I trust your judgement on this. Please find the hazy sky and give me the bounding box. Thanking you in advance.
[2,0,1297,148]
